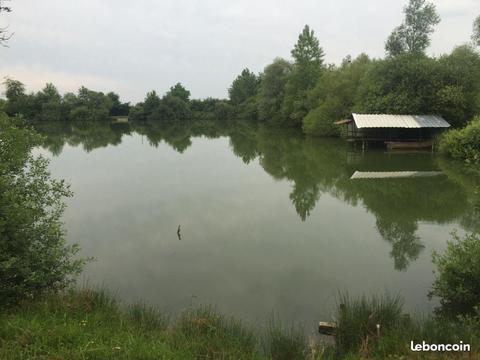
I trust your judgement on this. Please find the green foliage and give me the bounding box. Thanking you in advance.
[3,79,122,122]
[357,49,480,128]
[228,68,260,105]
[303,98,342,137]
[0,289,334,359]
[303,54,371,136]
[439,117,480,164]
[262,316,307,360]
[473,15,480,47]
[213,100,235,121]
[107,92,130,116]
[291,24,325,68]
[335,293,405,355]
[3,78,28,116]
[437,45,480,126]
[257,58,292,125]
[150,94,192,122]
[282,25,325,126]
[36,83,63,121]
[167,83,191,102]
[430,231,480,318]
[68,87,113,121]
[0,115,85,305]
[385,0,440,56]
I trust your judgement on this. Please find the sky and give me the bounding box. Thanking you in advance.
[0,0,478,103]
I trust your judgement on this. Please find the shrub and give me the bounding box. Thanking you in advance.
[439,116,480,164]
[430,231,480,318]
[335,293,404,355]
[302,98,342,137]
[0,114,86,305]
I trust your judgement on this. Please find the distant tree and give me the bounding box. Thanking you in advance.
[36,83,63,121]
[282,25,325,126]
[3,78,28,116]
[167,83,190,102]
[385,0,440,56]
[357,47,480,128]
[473,15,480,47]
[128,103,145,122]
[107,92,130,116]
[213,100,234,121]
[257,58,292,125]
[228,69,260,105]
[149,95,192,122]
[142,91,161,118]
[291,25,325,68]
[69,87,112,121]
[0,0,12,46]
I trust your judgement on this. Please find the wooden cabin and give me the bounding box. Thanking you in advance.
[335,113,451,149]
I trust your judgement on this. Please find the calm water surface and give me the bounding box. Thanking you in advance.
[35,121,479,331]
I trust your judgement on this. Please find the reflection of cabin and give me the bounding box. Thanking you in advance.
[350,171,442,179]
[335,113,450,150]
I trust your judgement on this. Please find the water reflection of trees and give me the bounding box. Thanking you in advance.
[35,120,480,271]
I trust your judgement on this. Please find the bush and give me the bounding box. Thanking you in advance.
[430,231,480,318]
[439,116,480,164]
[302,98,341,137]
[335,293,405,355]
[0,114,86,305]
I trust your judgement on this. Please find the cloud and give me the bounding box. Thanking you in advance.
[0,0,477,102]
[0,65,126,96]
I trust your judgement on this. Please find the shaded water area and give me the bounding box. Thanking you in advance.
[34,120,480,332]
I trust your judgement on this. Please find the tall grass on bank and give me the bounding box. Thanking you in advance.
[1,289,480,359]
[335,292,480,358]
[0,288,329,360]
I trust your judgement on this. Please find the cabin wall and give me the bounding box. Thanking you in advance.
[348,126,443,141]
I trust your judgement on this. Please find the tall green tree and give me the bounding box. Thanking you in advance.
[291,25,325,68]
[282,25,325,126]
[167,83,191,102]
[0,115,86,305]
[142,90,161,119]
[3,79,29,116]
[107,92,130,116]
[36,83,63,121]
[257,58,292,125]
[473,15,480,47]
[228,69,259,105]
[385,0,440,56]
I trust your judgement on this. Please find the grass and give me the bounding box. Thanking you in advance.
[334,292,480,359]
[0,288,329,360]
[1,289,479,359]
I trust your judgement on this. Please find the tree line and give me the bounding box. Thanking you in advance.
[228,0,480,135]
[2,0,480,139]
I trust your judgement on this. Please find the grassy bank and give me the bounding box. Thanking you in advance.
[1,289,479,359]
[0,288,328,360]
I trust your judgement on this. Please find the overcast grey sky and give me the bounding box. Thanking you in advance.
[0,0,478,102]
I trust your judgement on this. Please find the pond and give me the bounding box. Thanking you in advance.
[35,120,480,332]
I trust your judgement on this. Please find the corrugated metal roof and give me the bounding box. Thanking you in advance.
[352,113,450,129]
[350,171,442,179]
